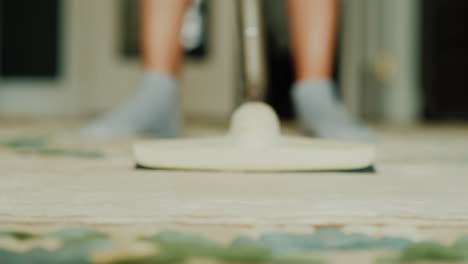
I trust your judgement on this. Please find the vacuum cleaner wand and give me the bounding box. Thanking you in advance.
[238,0,268,101]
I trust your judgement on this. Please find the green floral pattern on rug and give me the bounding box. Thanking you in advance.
[0,136,104,158]
[2,227,468,264]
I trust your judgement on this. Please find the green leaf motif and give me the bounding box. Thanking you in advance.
[0,228,113,264]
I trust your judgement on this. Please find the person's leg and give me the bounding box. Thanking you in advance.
[81,0,190,139]
[141,0,190,75]
[288,0,374,141]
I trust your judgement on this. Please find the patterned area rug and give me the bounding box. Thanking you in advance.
[1,120,468,263]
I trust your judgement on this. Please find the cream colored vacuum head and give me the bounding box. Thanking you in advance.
[134,102,376,172]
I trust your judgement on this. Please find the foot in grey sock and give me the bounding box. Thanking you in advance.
[292,79,375,141]
[80,72,180,139]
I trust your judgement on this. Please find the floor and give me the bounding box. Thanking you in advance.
[1,120,468,263]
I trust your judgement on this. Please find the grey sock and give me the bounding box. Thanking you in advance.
[80,71,180,139]
[292,79,375,141]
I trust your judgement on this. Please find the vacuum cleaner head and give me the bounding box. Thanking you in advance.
[134,102,376,172]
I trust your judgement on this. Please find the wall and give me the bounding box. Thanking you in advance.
[0,0,240,120]
[340,0,422,123]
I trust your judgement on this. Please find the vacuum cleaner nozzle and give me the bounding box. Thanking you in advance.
[133,102,376,172]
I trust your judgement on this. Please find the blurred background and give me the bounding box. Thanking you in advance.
[0,0,467,124]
